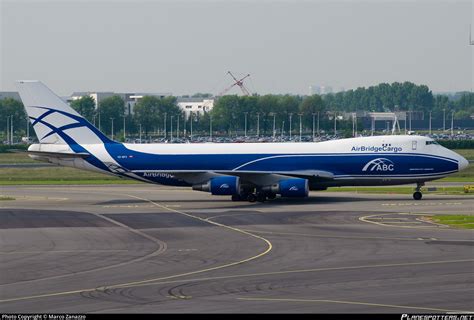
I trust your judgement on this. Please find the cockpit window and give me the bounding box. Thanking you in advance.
[426,140,439,146]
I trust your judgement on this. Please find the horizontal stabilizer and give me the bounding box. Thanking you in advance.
[27,150,91,158]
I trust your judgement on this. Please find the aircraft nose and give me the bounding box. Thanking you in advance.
[458,155,469,171]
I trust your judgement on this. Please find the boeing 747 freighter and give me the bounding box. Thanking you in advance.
[16,81,469,202]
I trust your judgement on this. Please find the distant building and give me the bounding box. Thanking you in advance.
[176,97,214,119]
[308,85,334,95]
[68,91,172,115]
[127,93,172,115]
[69,92,116,108]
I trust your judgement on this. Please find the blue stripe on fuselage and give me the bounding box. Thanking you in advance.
[105,143,458,177]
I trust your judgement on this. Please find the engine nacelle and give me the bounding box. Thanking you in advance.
[192,176,240,196]
[265,178,309,198]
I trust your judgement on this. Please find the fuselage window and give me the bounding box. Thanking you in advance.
[412,141,417,150]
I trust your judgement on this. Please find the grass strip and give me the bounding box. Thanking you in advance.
[429,215,474,229]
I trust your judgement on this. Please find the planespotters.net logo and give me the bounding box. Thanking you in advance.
[401,315,474,320]
[362,158,395,172]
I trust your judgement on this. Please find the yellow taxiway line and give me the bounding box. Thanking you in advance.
[0,192,273,304]
[237,297,473,313]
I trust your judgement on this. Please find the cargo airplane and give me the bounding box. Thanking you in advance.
[16,81,469,202]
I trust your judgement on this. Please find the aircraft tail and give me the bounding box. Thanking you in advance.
[16,80,113,146]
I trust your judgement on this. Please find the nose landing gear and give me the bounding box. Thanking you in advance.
[413,182,424,200]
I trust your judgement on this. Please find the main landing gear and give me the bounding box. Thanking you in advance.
[413,182,424,200]
[231,191,277,203]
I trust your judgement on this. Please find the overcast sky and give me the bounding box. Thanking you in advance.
[0,0,472,96]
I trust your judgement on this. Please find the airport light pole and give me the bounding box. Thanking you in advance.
[10,115,13,145]
[451,111,454,136]
[209,114,213,141]
[6,116,9,145]
[183,117,186,137]
[281,121,285,140]
[244,112,248,137]
[123,115,126,141]
[409,110,412,132]
[355,113,358,136]
[164,113,167,139]
[139,124,142,143]
[271,113,276,139]
[110,117,114,140]
[170,116,174,142]
[317,112,320,136]
[289,113,293,140]
[371,116,375,136]
[256,112,260,137]
[352,113,356,137]
[443,109,446,132]
[298,113,303,142]
[429,111,432,135]
[312,113,316,140]
[177,115,180,139]
[334,112,337,136]
[190,112,193,141]
[404,115,407,134]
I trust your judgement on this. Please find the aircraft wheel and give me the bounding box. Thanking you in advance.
[267,193,277,200]
[256,192,266,202]
[231,194,242,201]
[413,191,422,200]
[247,193,257,203]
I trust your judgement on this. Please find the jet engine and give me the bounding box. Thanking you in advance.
[263,178,309,198]
[192,176,240,196]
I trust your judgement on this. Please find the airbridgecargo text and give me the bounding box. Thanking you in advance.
[352,145,403,153]
[142,172,174,178]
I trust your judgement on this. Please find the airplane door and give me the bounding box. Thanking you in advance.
[412,141,417,150]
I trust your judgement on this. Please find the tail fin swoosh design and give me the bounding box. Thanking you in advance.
[16,80,114,146]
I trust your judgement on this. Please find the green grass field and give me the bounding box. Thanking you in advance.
[0,166,137,184]
[0,149,472,186]
[0,152,36,164]
[444,149,474,181]
[429,215,474,229]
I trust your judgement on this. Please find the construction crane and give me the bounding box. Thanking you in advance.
[218,71,252,96]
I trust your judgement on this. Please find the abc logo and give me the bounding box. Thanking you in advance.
[362,158,395,172]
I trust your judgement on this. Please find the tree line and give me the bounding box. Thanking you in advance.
[323,82,473,119]
[1,81,473,141]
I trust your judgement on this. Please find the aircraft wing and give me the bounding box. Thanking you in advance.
[172,169,335,186]
[220,170,334,186]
